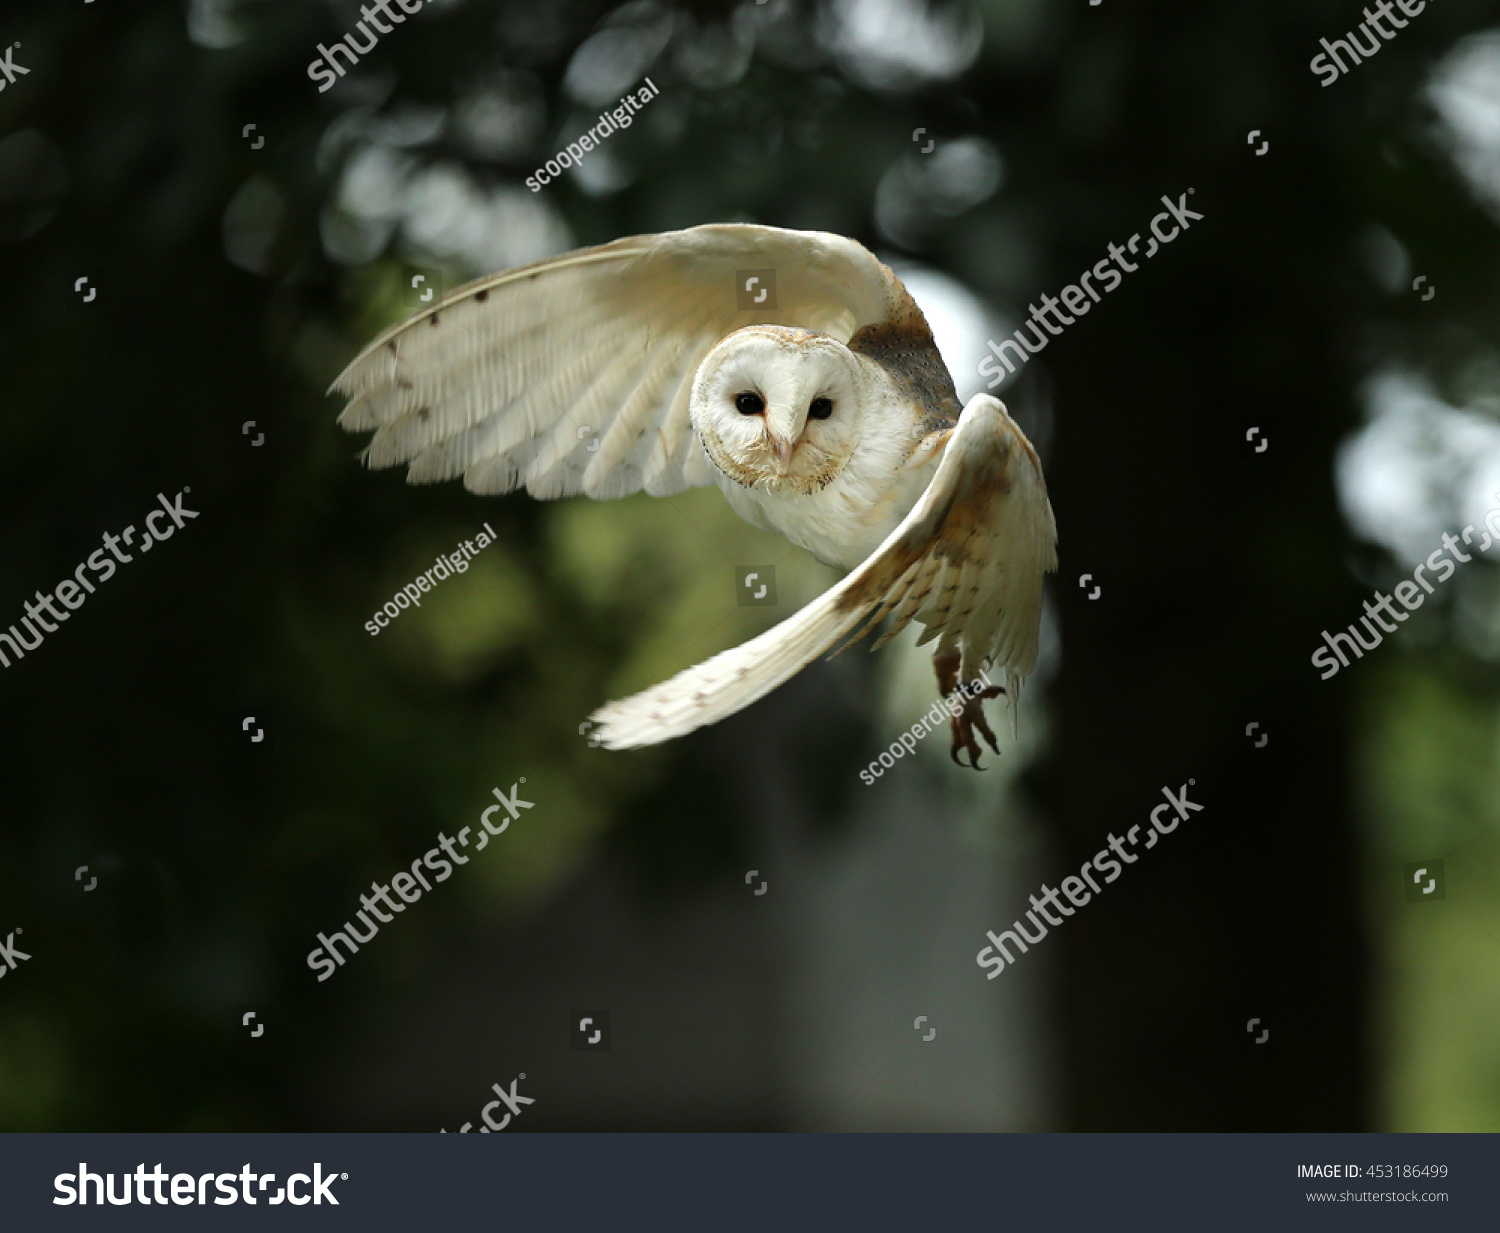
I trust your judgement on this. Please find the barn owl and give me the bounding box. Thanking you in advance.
[332,224,1058,768]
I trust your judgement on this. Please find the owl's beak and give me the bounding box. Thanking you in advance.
[766,432,797,472]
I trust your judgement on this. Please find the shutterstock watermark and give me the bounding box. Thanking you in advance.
[0,42,30,94]
[978,191,1203,389]
[0,490,199,672]
[1312,497,1500,679]
[307,0,426,93]
[1310,0,1432,88]
[0,929,31,981]
[525,78,659,191]
[441,1074,534,1133]
[307,781,532,980]
[860,670,996,784]
[55,1163,344,1206]
[976,782,1205,979]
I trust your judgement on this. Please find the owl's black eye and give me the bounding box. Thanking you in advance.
[735,392,765,415]
[808,397,834,420]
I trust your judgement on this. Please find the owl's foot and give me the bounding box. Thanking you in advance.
[933,651,1005,771]
[949,688,1004,770]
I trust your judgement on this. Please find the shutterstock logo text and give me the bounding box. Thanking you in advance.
[55,1162,345,1205]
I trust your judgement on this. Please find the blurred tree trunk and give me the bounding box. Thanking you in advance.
[1020,4,1369,1128]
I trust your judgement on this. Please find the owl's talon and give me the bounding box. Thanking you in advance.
[933,649,1004,771]
[948,687,1002,770]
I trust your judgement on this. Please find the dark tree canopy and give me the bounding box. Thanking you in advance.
[1,0,1498,1131]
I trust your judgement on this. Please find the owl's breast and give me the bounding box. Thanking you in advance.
[715,426,944,570]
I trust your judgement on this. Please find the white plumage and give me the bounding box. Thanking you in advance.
[332,223,1058,767]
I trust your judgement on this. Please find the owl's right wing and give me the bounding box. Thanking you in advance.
[589,394,1058,749]
[330,224,901,501]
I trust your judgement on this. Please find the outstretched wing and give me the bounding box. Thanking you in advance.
[589,394,1058,749]
[331,224,901,501]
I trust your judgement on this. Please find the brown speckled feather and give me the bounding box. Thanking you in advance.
[591,395,1057,749]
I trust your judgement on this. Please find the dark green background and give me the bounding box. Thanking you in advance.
[2,0,1498,1131]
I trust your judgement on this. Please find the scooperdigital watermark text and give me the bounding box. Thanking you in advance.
[365,524,496,636]
[525,78,659,191]
[860,670,995,783]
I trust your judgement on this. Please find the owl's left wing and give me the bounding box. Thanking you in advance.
[329,224,898,501]
[589,394,1057,749]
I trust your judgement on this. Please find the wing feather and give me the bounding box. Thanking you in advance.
[590,395,1058,749]
[331,224,899,502]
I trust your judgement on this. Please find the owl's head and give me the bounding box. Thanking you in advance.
[690,326,869,493]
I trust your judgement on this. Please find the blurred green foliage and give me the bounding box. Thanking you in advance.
[1,0,1499,1131]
